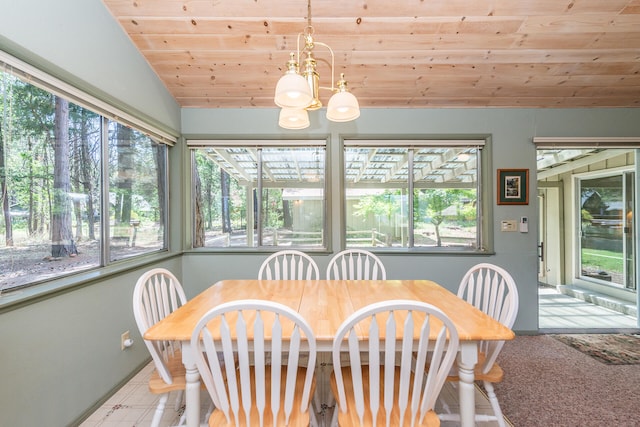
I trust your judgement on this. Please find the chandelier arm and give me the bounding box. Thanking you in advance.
[312,41,335,91]
[295,32,304,63]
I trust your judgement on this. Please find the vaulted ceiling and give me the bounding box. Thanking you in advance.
[101,0,640,109]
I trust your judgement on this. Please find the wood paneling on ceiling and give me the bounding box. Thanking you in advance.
[101,0,640,109]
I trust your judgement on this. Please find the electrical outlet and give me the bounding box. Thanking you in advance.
[121,330,130,351]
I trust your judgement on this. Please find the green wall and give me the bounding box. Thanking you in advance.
[1,1,640,426]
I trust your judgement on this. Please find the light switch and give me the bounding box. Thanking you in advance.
[501,220,517,232]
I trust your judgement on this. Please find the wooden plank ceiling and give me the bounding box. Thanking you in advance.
[101,0,640,109]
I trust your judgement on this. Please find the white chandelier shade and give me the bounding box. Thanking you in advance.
[278,107,310,130]
[326,76,360,122]
[274,60,313,109]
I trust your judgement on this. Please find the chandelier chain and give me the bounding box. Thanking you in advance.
[305,0,314,37]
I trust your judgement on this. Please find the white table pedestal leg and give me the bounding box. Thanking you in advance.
[458,341,478,427]
[182,342,202,427]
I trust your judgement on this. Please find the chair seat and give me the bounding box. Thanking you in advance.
[208,366,315,427]
[148,350,188,394]
[331,365,441,427]
[446,352,504,383]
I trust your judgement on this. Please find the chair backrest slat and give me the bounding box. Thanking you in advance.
[383,312,398,424]
[397,313,415,425]
[413,320,431,412]
[252,311,265,422]
[202,325,230,416]
[367,319,380,424]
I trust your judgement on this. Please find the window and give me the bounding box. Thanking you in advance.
[0,52,171,293]
[189,140,327,249]
[344,139,486,251]
[107,122,167,262]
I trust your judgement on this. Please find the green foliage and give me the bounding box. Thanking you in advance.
[194,150,247,230]
[353,190,400,222]
[418,189,473,246]
[581,209,593,221]
[263,189,284,228]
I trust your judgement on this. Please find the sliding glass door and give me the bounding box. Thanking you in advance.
[579,172,635,290]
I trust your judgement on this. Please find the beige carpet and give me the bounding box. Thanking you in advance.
[551,334,640,365]
[494,335,640,427]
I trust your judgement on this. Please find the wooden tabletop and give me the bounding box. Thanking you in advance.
[144,279,514,345]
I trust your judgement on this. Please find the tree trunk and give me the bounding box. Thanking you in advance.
[27,137,36,236]
[154,142,166,241]
[283,200,293,228]
[433,220,442,247]
[73,199,83,241]
[204,165,213,229]
[51,96,77,257]
[115,124,133,226]
[0,121,13,246]
[72,125,83,241]
[253,189,258,229]
[79,109,96,240]
[221,169,231,233]
[193,165,204,247]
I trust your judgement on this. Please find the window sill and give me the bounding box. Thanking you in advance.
[0,251,180,313]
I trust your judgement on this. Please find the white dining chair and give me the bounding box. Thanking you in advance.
[133,268,190,427]
[191,299,318,427]
[330,300,459,426]
[326,248,387,280]
[439,263,519,427]
[258,249,320,280]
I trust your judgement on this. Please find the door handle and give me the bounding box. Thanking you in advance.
[538,242,544,262]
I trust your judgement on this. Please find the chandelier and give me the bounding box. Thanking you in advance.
[274,0,360,129]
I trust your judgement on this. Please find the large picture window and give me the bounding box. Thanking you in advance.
[189,140,326,249]
[344,140,486,251]
[0,54,170,293]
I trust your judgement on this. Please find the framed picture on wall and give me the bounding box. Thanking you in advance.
[497,169,529,205]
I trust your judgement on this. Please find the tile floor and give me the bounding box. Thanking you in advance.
[80,361,507,426]
[538,285,638,331]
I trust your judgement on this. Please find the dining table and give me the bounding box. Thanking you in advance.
[143,279,515,427]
